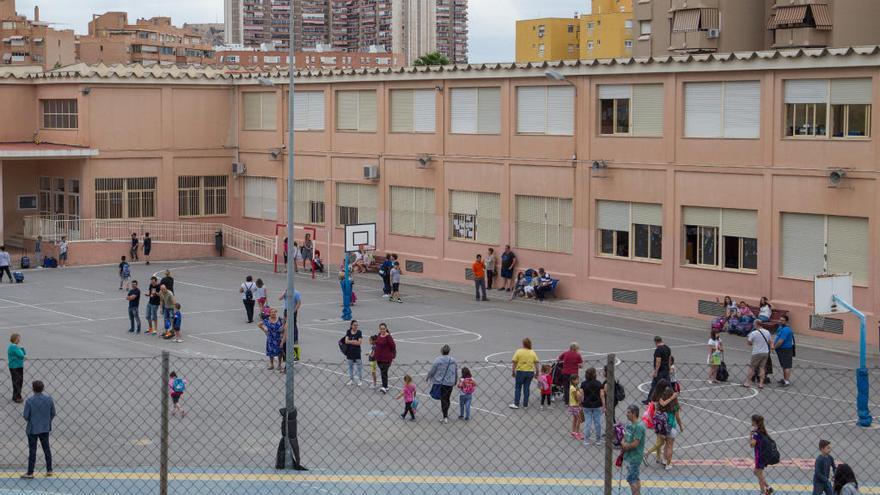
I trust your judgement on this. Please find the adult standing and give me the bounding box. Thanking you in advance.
[21,380,55,479]
[159,270,174,293]
[159,285,175,332]
[34,236,43,269]
[744,320,772,389]
[485,247,497,290]
[498,245,517,292]
[0,246,12,283]
[773,315,794,387]
[373,323,396,393]
[146,277,161,335]
[343,320,363,386]
[57,237,68,268]
[126,280,141,334]
[279,289,302,343]
[471,254,488,302]
[379,253,393,298]
[426,344,458,423]
[258,308,287,373]
[301,233,314,272]
[509,338,540,409]
[557,343,584,402]
[8,333,25,403]
[621,404,646,495]
[129,233,139,262]
[580,367,605,446]
[143,233,152,265]
[644,336,672,404]
[239,275,257,324]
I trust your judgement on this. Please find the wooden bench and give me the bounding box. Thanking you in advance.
[747,305,789,332]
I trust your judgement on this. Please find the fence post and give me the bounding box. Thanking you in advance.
[160,351,170,495]
[604,354,616,495]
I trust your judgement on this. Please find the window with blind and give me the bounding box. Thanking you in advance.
[684,81,761,139]
[336,90,377,132]
[449,190,501,244]
[515,195,573,253]
[516,86,574,135]
[41,99,78,129]
[597,200,662,260]
[336,182,377,226]
[450,87,502,134]
[390,186,435,237]
[784,78,872,139]
[178,176,228,217]
[95,177,157,219]
[294,179,325,225]
[781,213,869,285]
[292,91,325,131]
[243,92,278,130]
[390,89,436,133]
[243,176,277,220]
[683,207,757,271]
[598,84,664,137]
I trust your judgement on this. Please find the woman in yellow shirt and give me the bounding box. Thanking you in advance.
[509,338,540,409]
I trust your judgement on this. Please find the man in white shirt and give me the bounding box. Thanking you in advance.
[743,320,773,389]
[0,246,11,283]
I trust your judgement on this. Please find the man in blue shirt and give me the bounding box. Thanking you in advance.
[21,380,55,479]
[773,315,795,387]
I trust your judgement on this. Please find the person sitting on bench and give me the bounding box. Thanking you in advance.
[534,268,554,301]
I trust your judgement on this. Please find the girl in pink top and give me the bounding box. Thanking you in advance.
[538,364,553,409]
[395,374,417,421]
[457,367,477,420]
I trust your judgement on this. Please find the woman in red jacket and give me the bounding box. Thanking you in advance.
[373,323,396,393]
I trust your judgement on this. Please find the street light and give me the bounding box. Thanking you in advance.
[257,77,275,87]
[544,69,566,82]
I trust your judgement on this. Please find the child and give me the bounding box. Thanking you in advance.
[813,440,835,495]
[538,364,553,409]
[669,356,680,393]
[395,374,416,421]
[255,279,268,313]
[750,414,774,495]
[119,256,131,290]
[569,375,584,440]
[169,371,188,417]
[457,367,477,420]
[368,335,378,389]
[389,262,402,303]
[313,250,324,273]
[172,303,183,343]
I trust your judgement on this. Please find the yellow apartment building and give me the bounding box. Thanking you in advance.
[515,18,579,63]
[580,0,633,59]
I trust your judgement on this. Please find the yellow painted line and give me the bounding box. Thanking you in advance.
[0,472,878,493]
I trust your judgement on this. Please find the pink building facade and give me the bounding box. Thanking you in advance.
[1,48,879,345]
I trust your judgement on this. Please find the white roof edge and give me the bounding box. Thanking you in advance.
[0,149,100,159]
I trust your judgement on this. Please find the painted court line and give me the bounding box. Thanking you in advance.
[65,286,105,294]
[305,309,494,327]
[0,297,92,321]
[679,400,753,426]
[678,419,855,451]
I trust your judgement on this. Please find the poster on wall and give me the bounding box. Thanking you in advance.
[452,213,476,240]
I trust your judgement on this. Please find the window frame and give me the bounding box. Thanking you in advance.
[449,190,501,245]
[450,87,502,135]
[335,182,377,227]
[683,81,762,139]
[335,89,377,133]
[177,175,229,218]
[242,176,278,221]
[389,88,436,134]
[516,85,575,136]
[242,91,278,131]
[389,186,436,238]
[783,78,872,140]
[293,179,326,226]
[40,99,79,130]
[600,97,631,135]
[596,201,663,262]
[682,208,758,273]
[95,177,158,220]
[514,195,574,254]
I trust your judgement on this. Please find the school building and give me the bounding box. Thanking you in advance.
[1,47,879,345]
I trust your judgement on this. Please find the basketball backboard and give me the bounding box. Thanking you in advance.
[814,273,853,315]
[344,223,376,253]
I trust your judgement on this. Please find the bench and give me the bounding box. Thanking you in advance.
[746,305,790,332]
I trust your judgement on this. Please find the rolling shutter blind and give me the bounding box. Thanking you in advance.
[260,93,277,130]
[830,79,872,105]
[336,182,358,208]
[516,195,545,251]
[723,81,761,138]
[293,91,309,130]
[557,199,574,253]
[781,213,825,279]
[391,186,435,237]
[412,89,436,132]
[517,86,546,134]
[632,84,664,137]
[598,84,631,100]
[294,180,324,224]
[451,88,477,133]
[597,200,630,231]
[547,86,574,135]
[684,83,722,137]
[516,196,572,252]
[243,93,262,130]
[632,202,662,226]
[784,80,828,104]
[683,206,720,227]
[357,90,377,132]
[477,87,502,134]
[336,91,358,130]
[827,216,868,285]
[337,183,377,223]
[244,176,262,218]
[391,89,414,132]
[450,190,478,214]
[308,92,325,130]
[721,209,757,238]
[477,192,501,244]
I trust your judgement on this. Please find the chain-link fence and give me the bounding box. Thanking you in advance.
[1,355,878,494]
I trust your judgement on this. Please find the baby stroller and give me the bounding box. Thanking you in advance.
[550,360,567,401]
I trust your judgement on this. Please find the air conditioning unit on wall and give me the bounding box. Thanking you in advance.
[232,162,246,176]
[363,165,379,180]
[707,28,720,39]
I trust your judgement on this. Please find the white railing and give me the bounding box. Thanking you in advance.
[220,224,274,262]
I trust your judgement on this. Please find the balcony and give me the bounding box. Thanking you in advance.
[670,0,719,9]
[772,26,830,48]
[669,30,718,52]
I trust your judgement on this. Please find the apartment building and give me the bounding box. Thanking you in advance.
[78,13,216,66]
[0,2,75,70]
[217,47,401,67]
[2,47,878,344]
[516,18,580,63]
[434,0,467,64]
[184,23,226,47]
[635,0,880,58]
[294,0,330,50]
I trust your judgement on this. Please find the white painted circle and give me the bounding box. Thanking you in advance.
[636,378,759,402]
[392,328,483,345]
[484,349,622,366]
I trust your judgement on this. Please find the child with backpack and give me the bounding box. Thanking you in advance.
[538,364,553,409]
[169,371,188,418]
[395,374,417,421]
[750,414,777,495]
[368,335,378,389]
[119,256,131,290]
[457,367,477,420]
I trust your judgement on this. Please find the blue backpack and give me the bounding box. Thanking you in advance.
[171,377,186,393]
[121,263,131,278]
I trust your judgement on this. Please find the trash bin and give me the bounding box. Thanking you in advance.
[214,231,223,256]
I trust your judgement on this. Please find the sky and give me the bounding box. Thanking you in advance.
[14,0,588,63]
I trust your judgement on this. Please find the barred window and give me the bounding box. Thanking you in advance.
[336,183,377,226]
[41,99,78,129]
[515,195,573,253]
[95,177,157,219]
[178,175,228,217]
[390,186,435,237]
[293,180,325,225]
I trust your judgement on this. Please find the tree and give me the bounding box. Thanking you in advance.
[413,52,450,67]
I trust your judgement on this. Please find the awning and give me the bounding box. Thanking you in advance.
[1,53,11,61]
[767,15,776,29]
[672,9,701,32]
[0,143,99,160]
[811,4,833,31]
[10,35,24,41]
[700,8,719,30]
[1,38,9,43]
[33,37,43,43]
[770,5,807,28]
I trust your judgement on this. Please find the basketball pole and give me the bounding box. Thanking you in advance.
[832,295,873,427]
[342,249,352,321]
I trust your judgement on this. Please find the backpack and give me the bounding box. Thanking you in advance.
[338,336,348,356]
[13,271,24,283]
[121,263,131,278]
[171,377,186,393]
[711,316,726,332]
[612,381,625,405]
[244,283,254,302]
[20,256,30,269]
[716,361,729,382]
[760,434,781,466]
[612,422,626,447]
[652,410,669,435]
